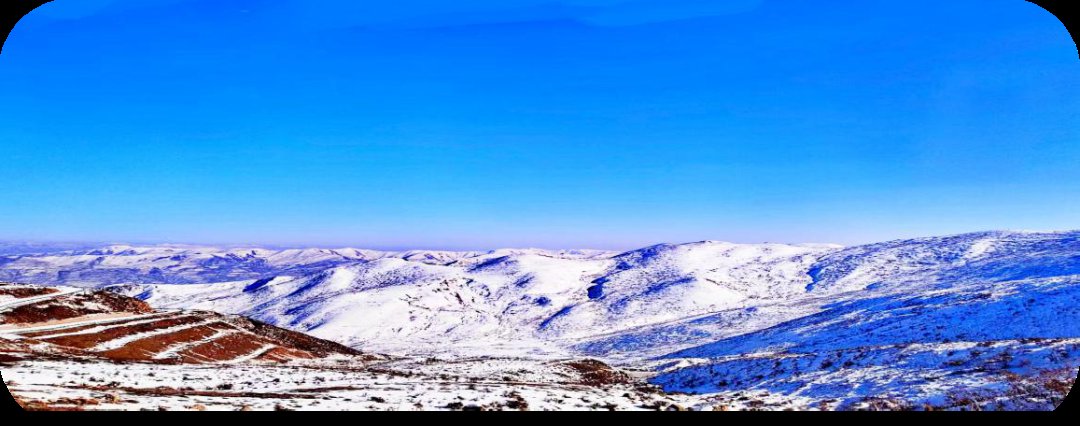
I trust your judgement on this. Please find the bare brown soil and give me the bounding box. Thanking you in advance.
[99,324,225,362]
[2,285,372,369]
[227,316,364,357]
[40,315,201,349]
[0,286,59,298]
[17,397,92,411]
[18,317,139,339]
[179,328,274,362]
[256,346,316,362]
[0,291,153,325]
[562,359,633,386]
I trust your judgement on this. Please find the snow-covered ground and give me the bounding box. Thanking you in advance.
[2,230,1078,410]
[3,356,813,411]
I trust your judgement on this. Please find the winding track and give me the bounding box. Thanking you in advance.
[0,287,83,313]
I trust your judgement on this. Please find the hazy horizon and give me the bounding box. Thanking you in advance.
[2,228,1077,253]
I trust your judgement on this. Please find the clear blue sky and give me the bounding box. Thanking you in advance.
[0,0,1077,250]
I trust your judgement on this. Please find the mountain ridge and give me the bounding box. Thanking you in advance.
[2,229,1077,410]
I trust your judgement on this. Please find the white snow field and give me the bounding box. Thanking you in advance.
[3,356,810,411]
[1,230,1078,410]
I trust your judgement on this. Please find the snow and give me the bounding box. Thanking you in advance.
[153,329,238,360]
[98,241,843,356]
[225,344,277,364]
[91,319,219,352]
[2,356,814,411]
[4,312,175,337]
[0,245,615,287]
[0,286,82,312]
[2,230,1079,410]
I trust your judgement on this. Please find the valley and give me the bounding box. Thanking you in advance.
[1,230,1078,410]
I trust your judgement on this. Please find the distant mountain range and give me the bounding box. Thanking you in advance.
[2,230,1078,409]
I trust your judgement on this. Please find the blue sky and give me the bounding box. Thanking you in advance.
[0,0,1077,250]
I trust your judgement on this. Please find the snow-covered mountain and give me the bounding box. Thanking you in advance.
[90,241,843,356]
[0,244,613,287]
[2,230,1078,409]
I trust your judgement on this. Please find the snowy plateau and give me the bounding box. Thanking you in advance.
[0,230,1078,411]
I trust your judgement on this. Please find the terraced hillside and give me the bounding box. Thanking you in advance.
[0,283,367,364]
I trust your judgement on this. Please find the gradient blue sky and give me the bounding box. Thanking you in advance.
[0,0,1077,250]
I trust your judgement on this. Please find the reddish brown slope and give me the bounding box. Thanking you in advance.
[0,283,371,365]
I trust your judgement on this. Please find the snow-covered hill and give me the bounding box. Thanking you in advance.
[649,231,1080,409]
[0,244,613,287]
[2,230,1078,409]
[98,241,843,356]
